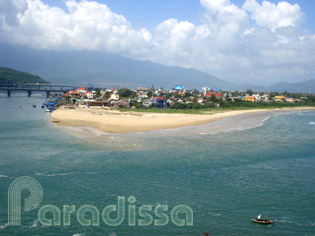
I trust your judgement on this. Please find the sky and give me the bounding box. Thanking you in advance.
[0,0,315,85]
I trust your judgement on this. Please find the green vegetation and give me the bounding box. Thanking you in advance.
[117,99,315,114]
[0,67,49,84]
[117,88,137,98]
[104,91,111,99]
[95,88,101,97]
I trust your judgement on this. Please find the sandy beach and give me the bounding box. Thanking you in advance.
[50,106,315,133]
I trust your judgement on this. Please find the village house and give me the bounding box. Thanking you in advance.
[110,93,120,100]
[244,96,255,102]
[261,94,269,102]
[285,97,296,103]
[198,98,205,104]
[137,87,150,92]
[77,87,88,94]
[81,99,109,107]
[84,91,94,99]
[112,100,129,108]
[274,96,286,102]
[68,90,80,98]
[149,96,168,108]
[205,92,223,99]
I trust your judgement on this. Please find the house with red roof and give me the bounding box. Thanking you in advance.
[84,91,94,99]
[68,90,79,97]
[77,87,88,94]
[205,92,223,98]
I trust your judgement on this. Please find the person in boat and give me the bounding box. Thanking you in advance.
[257,214,262,221]
[264,215,268,222]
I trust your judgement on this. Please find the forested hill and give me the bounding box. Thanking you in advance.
[0,67,49,84]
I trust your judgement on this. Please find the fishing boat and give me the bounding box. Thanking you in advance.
[251,219,275,224]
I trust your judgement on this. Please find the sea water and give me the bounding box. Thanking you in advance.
[0,95,314,236]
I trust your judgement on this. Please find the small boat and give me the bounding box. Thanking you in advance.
[45,109,51,112]
[251,219,275,224]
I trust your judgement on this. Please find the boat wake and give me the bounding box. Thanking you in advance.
[0,174,12,178]
[279,219,302,226]
[35,171,100,177]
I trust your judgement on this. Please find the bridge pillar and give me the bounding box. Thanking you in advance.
[46,91,50,98]
[7,90,11,97]
[27,90,32,97]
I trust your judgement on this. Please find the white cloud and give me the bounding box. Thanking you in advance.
[243,0,305,30]
[0,0,152,52]
[0,0,314,85]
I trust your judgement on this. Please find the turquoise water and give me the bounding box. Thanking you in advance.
[0,95,315,236]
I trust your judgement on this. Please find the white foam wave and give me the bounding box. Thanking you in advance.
[198,114,273,135]
[309,121,315,125]
[0,223,8,229]
[29,219,38,229]
[262,116,272,122]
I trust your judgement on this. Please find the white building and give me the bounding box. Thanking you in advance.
[110,93,120,100]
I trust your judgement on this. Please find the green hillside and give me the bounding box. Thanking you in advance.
[0,67,49,84]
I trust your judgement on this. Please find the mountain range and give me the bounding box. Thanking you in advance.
[0,44,236,90]
[0,44,313,93]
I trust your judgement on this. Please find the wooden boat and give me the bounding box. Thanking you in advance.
[251,219,275,224]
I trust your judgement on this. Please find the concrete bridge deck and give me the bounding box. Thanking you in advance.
[0,84,78,97]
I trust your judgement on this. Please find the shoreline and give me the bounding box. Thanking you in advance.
[50,106,315,134]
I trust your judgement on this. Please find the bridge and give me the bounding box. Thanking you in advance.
[0,84,78,97]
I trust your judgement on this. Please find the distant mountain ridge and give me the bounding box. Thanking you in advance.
[0,66,48,84]
[0,44,237,90]
[0,44,313,93]
[242,80,315,94]
[268,80,315,93]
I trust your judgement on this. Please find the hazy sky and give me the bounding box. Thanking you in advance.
[0,0,314,85]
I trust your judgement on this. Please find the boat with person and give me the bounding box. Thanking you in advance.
[251,219,275,224]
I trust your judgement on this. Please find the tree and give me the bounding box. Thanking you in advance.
[104,91,111,99]
[186,103,193,109]
[192,103,201,109]
[246,89,254,95]
[95,89,101,97]
[64,95,71,102]
[171,103,185,109]
[118,88,137,98]
[211,94,216,102]
[147,91,153,98]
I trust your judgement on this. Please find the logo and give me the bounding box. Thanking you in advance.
[7,176,193,227]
